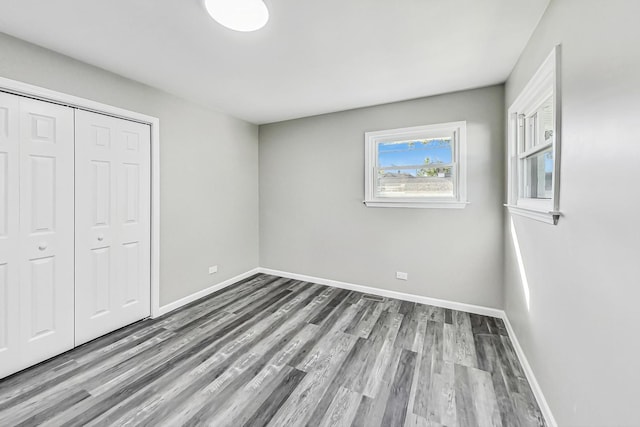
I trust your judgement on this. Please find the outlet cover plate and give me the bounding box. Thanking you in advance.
[396,271,408,280]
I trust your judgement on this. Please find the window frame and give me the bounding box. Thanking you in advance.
[507,45,562,225]
[364,121,468,209]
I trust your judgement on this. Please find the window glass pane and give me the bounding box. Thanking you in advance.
[377,166,454,198]
[522,97,554,152]
[524,114,537,151]
[378,138,452,168]
[539,96,554,145]
[523,148,553,199]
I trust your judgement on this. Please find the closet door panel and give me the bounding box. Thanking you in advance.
[75,110,150,346]
[19,98,75,364]
[0,92,20,378]
[0,95,73,379]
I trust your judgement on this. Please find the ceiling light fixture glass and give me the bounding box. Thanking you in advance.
[204,0,269,32]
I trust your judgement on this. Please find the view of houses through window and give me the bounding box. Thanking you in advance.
[376,137,454,198]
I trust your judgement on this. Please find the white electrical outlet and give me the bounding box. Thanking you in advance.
[396,271,408,280]
[209,265,218,274]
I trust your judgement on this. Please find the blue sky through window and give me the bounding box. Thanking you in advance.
[378,139,452,168]
[544,151,553,173]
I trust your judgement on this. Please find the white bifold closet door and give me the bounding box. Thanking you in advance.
[0,92,75,378]
[74,110,151,346]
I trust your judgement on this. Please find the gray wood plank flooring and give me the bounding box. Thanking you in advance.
[0,274,546,426]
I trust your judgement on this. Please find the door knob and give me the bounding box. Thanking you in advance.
[38,242,47,251]
[97,235,104,241]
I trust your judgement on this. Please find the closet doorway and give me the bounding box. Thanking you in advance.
[0,77,159,379]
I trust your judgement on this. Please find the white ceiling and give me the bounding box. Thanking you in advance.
[0,0,549,124]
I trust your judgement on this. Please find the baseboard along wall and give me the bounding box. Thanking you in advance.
[155,268,261,317]
[260,268,503,318]
[501,315,557,427]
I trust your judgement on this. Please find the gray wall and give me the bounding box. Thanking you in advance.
[504,1,640,425]
[0,32,259,306]
[260,86,505,308]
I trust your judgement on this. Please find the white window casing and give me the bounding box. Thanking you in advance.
[364,121,468,209]
[506,45,562,225]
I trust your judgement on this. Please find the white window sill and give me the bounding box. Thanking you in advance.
[505,204,561,225]
[365,200,469,209]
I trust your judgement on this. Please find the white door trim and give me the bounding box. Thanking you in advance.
[0,75,162,318]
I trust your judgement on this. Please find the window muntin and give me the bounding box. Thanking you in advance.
[365,122,467,208]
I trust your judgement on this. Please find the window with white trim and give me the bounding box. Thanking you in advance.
[364,121,467,209]
[507,45,562,225]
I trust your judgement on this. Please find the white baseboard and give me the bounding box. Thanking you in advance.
[502,315,557,427]
[154,268,260,317]
[153,265,555,426]
[258,267,504,318]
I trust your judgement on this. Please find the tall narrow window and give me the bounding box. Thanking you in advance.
[507,46,562,224]
[364,121,467,208]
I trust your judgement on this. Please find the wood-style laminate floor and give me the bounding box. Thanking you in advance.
[0,274,546,427]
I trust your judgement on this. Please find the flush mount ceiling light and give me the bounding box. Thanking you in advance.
[204,0,269,32]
